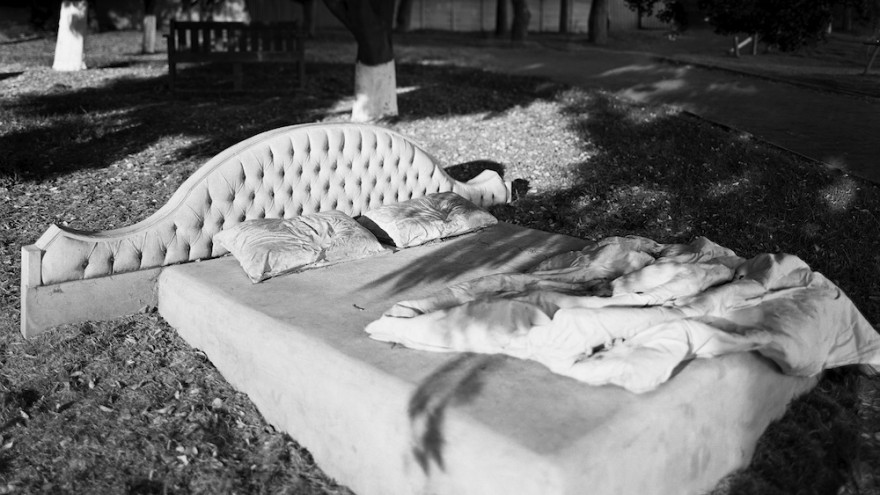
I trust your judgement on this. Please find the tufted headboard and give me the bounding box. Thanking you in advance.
[21,122,511,336]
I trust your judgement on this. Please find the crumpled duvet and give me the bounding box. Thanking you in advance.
[365,236,880,393]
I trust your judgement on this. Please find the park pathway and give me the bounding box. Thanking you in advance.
[424,41,880,184]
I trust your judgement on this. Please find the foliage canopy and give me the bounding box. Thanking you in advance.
[699,0,836,52]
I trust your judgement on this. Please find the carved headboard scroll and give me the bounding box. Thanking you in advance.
[31,123,510,287]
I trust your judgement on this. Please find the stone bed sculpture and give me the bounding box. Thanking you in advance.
[21,122,822,495]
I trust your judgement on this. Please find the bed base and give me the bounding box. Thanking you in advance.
[157,223,816,495]
[19,123,819,494]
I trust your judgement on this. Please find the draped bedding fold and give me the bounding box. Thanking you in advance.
[366,235,880,393]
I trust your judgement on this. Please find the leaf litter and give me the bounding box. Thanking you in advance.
[1,30,879,494]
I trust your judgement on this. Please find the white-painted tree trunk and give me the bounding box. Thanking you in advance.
[142,14,157,54]
[352,60,398,122]
[53,1,88,72]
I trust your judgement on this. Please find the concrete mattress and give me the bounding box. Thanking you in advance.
[157,222,818,495]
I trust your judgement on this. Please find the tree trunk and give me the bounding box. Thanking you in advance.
[353,59,398,122]
[53,1,88,71]
[510,0,530,42]
[303,0,317,37]
[324,0,397,122]
[142,15,157,53]
[142,0,157,54]
[588,0,609,45]
[495,0,508,37]
[395,0,414,32]
[873,0,880,37]
[559,0,570,33]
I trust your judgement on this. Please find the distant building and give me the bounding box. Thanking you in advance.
[249,0,671,34]
[37,0,672,34]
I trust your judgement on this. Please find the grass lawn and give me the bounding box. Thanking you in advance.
[2,30,880,494]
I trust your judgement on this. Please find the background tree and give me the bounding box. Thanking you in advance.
[510,0,530,42]
[559,0,571,33]
[395,0,414,32]
[838,0,880,33]
[494,0,530,42]
[142,0,157,54]
[623,0,689,31]
[699,0,835,52]
[588,0,609,44]
[324,0,397,122]
[53,0,88,71]
[495,0,509,37]
[873,0,880,34]
[289,0,318,37]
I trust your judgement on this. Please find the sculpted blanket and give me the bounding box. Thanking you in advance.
[366,236,880,393]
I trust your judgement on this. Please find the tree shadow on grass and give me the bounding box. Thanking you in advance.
[0,71,23,81]
[523,93,880,495]
[379,88,880,494]
[1,60,554,184]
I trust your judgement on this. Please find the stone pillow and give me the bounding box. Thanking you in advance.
[358,192,497,248]
[214,210,386,283]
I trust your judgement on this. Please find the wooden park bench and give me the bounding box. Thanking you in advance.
[166,20,306,92]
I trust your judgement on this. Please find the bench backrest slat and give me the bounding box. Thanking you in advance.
[166,20,305,90]
[169,20,302,55]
